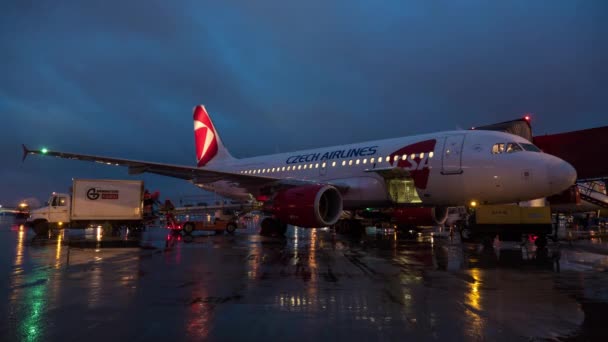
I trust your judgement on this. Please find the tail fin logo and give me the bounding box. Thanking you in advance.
[193,106,218,167]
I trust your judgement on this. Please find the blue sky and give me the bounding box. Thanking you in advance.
[1,1,606,206]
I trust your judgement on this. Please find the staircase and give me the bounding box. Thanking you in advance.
[578,181,608,209]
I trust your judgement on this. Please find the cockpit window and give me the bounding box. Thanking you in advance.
[492,143,505,154]
[520,143,542,152]
[493,142,529,154]
[505,143,523,153]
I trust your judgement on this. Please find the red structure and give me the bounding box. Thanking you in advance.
[533,126,608,180]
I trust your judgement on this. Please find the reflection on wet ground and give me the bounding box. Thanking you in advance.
[0,216,606,341]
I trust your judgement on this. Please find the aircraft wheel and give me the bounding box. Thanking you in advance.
[183,222,195,235]
[459,226,474,242]
[348,220,364,237]
[334,220,347,234]
[260,218,275,236]
[278,222,288,236]
[226,223,237,235]
[260,218,285,237]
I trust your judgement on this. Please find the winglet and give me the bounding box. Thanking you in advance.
[21,144,31,162]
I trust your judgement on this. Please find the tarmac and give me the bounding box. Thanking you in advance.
[1,215,607,341]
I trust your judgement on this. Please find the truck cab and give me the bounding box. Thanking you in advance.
[28,193,72,231]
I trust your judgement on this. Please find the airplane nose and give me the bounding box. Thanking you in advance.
[547,159,577,194]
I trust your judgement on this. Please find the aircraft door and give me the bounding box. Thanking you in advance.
[441,134,465,174]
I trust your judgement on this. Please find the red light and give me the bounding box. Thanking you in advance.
[524,115,530,121]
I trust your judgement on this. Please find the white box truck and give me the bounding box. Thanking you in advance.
[27,179,145,235]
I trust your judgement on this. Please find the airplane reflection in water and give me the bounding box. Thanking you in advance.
[233,229,582,338]
[5,221,602,340]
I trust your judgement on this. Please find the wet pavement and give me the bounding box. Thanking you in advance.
[1,216,607,341]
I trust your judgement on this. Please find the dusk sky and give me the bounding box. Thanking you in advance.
[1,1,606,207]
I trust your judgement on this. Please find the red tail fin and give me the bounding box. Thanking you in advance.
[193,105,234,167]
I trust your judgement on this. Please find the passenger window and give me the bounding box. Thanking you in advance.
[332,161,336,167]
[492,143,505,154]
[58,197,67,206]
[506,143,523,153]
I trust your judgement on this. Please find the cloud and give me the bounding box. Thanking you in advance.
[0,0,606,204]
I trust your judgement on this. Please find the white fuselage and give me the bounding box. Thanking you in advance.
[197,130,576,209]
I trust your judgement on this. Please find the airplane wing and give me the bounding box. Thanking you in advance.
[21,145,347,194]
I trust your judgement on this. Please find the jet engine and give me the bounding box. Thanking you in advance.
[267,184,343,228]
[393,207,448,226]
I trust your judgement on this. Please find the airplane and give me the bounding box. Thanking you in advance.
[22,105,577,236]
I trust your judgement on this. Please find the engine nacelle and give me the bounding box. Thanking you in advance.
[267,185,343,228]
[393,207,448,227]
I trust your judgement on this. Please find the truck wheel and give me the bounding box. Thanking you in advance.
[183,223,195,235]
[226,223,237,235]
[33,221,49,236]
[460,227,474,242]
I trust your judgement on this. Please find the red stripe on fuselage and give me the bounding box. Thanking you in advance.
[389,139,437,189]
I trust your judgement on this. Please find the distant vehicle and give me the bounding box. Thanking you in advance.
[24,105,576,236]
[445,206,467,227]
[27,179,146,235]
[166,210,237,235]
[460,204,553,248]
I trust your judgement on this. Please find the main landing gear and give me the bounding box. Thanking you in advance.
[333,219,365,236]
[260,217,287,237]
